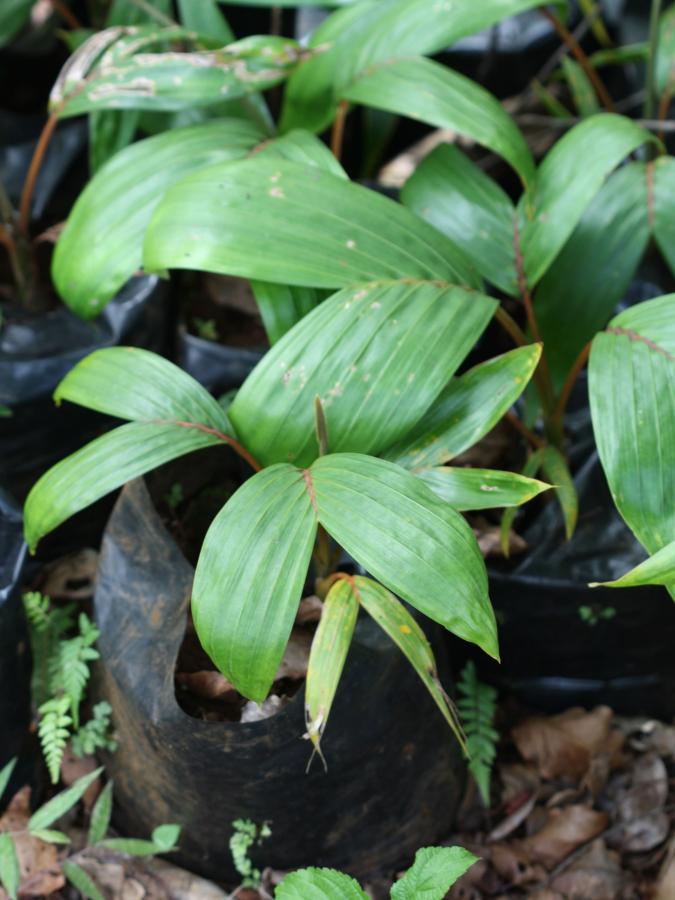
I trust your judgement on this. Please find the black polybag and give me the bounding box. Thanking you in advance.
[177,329,262,396]
[484,450,675,716]
[0,489,30,778]
[0,275,170,495]
[93,478,464,881]
[0,112,87,222]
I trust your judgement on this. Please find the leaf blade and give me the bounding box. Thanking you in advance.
[384,345,542,469]
[53,118,263,317]
[391,846,479,900]
[143,157,480,289]
[355,577,464,746]
[304,578,359,753]
[311,454,498,658]
[24,422,226,551]
[192,465,318,701]
[417,467,551,511]
[342,57,534,186]
[230,281,496,468]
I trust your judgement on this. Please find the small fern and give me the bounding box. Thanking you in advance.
[23,594,106,783]
[230,819,271,889]
[37,697,73,784]
[457,661,499,806]
[23,592,75,707]
[49,614,100,729]
[71,702,117,758]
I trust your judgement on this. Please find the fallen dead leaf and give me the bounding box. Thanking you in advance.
[204,274,258,315]
[610,752,669,853]
[490,841,546,886]
[0,788,64,897]
[522,804,608,869]
[489,791,539,842]
[512,706,623,781]
[40,548,98,600]
[175,671,237,701]
[275,629,312,681]
[473,518,527,558]
[549,839,629,899]
[296,595,323,625]
[59,747,101,813]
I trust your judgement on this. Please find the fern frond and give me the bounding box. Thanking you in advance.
[71,702,117,757]
[38,697,72,784]
[49,614,100,729]
[457,661,498,806]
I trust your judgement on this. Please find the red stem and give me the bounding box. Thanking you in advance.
[18,111,61,238]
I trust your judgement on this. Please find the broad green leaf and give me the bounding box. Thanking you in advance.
[255,129,348,178]
[53,28,303,116]
[192,465,317,701]
[54,347,230,432]
[176,0,234,42]
[500,448,545,556]
[402,144,517,295]
[417,467,551,511]
[384,345,542,470]
[589,43,648,69]
[144,157,480,289]
[29,829,71,844]
[540,446,578,539]
[342,57,534,186]
[280,0,564,134]
[230,282,496,468]
[97,838,159,856]
[277,867,368,900]
[652,156,675,277]
[62,861,105,900]
[88,781,113,845]
[0,834,19,900]
[535,163,649,389]
[53,118,263,318]
[310,454,498,658]
[150,824,181,853]
[0,759,17,803]
[391,846,479,900]
[355,577,464,746]
[251,282,326,344]
[590,539,675,589]
[89,109,140,173]
[519,114,652,287]
[560,57,600,116]
[589,295,675,558]
[657,3,675,96]
[0,0,31,48]
[28,768,103,832]
[247,132,346,341]
[304,579,359,752]
[24,422,227,551]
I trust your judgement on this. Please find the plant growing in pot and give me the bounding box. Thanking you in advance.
[24,258,550,875]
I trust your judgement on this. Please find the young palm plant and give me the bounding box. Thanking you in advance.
[25,279,549,754]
